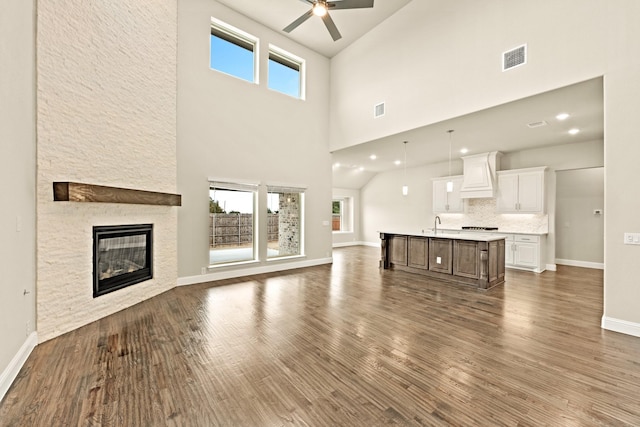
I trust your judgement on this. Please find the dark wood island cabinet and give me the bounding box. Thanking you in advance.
[380,231,506,290]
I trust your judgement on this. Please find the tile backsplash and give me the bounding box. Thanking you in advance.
[438,198,549,234]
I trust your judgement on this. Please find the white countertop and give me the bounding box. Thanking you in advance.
[379,230,508,242]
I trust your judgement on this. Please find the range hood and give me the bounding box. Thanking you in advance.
[459,151,502,198]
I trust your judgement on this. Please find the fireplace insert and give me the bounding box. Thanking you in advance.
[93,224,153,297]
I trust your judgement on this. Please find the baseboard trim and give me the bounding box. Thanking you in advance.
[177,257,333,286]
[361,241,380,248]
[0,332,38,403]
[556,259,604,270]
[601,316,640,338]
[333,241,365,248]
[546,264,557,272]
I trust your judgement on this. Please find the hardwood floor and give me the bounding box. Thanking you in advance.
[2,246,640,426]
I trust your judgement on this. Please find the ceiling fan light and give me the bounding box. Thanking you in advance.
[312,3,328,17]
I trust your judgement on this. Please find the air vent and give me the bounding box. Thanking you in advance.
[503,44,527,71]
[374,102,385,118]
[527,120,547,128]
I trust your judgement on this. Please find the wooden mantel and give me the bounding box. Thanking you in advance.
[53,182,181,206]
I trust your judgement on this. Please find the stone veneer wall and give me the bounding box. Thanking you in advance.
[36,0,177,342]
[278,193,301,255]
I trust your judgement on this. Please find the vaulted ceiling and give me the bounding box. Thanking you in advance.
[216,0,413,57]
[215,1,604,190]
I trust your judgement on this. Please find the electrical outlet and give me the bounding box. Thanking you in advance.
[624,233,640,245]
[436,256,442,264]
[201,267,207,275]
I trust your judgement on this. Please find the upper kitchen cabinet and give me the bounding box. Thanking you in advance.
[496,167,547,213]
[433,176,464,213]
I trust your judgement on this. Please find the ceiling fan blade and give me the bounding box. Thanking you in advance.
[328,0,374,10]
[283,9,314,33]
[321,12,342,41]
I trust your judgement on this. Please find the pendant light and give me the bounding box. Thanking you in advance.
[402,141,408,196]
[446,130,454,193]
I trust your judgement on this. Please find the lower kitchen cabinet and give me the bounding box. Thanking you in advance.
[504,234,546,273]
[389,235,407,267]
[429,238,453,274]
[453,240,480,279]
[408,236,429,269]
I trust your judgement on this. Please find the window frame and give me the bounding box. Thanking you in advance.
[268,44,305,99]
[208,180,259,267]
[210,17,259,84]
[332,197,353,233]
[266,184,306,260]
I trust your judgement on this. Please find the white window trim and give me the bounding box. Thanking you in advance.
[208,179,260,266]
[268,44,306,100]
[266,185,305,258]
[332,197,353,233]
[210,17,260,84]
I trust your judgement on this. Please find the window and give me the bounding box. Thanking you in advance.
[268,45,304,99]
[210,18,258,83]
[332,198,352,232]
[209,181,258,265]
[267,185,305,258]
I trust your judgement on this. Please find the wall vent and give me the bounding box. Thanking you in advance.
[374,102,385,118]
[503,44,527,71]
[527,120,547,128]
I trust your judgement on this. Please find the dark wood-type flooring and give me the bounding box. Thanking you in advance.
[2,246,640,426]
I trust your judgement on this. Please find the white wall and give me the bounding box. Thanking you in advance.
[36,0,178,342]
[0,0,37,397]
[331,0,640,334]
[332,188,361,246]
[177,1,333,280]
[556,168,604,266]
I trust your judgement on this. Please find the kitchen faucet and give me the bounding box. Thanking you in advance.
[434,215,441,235]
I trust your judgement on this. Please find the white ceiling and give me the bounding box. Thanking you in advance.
[332,78,604,189]
[217,0,413,58]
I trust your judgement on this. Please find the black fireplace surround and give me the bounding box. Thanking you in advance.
[93,224,153,297]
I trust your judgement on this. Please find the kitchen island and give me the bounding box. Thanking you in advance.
[380,231,506,289]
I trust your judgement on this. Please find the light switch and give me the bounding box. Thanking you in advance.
[624,233,640,245]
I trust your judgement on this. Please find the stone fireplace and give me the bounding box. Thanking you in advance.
[36,0,178,342]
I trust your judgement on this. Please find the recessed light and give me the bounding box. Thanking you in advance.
[394,160,401,166]
[568,128,580,135]
[358,166,364,171]
[370,154,377,160]
[556,113,570,121]
[333,162,340,168]
[460,148,468,154]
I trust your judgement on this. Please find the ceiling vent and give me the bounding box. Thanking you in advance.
[527,120,548,128]
[374,102,385,118]
[503,44,527,71]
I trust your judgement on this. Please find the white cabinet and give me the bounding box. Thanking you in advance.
[496,167,546,213]
[504,234,545,273]
[432,176,464,213]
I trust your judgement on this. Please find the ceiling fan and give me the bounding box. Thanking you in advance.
[283,0,375,42]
